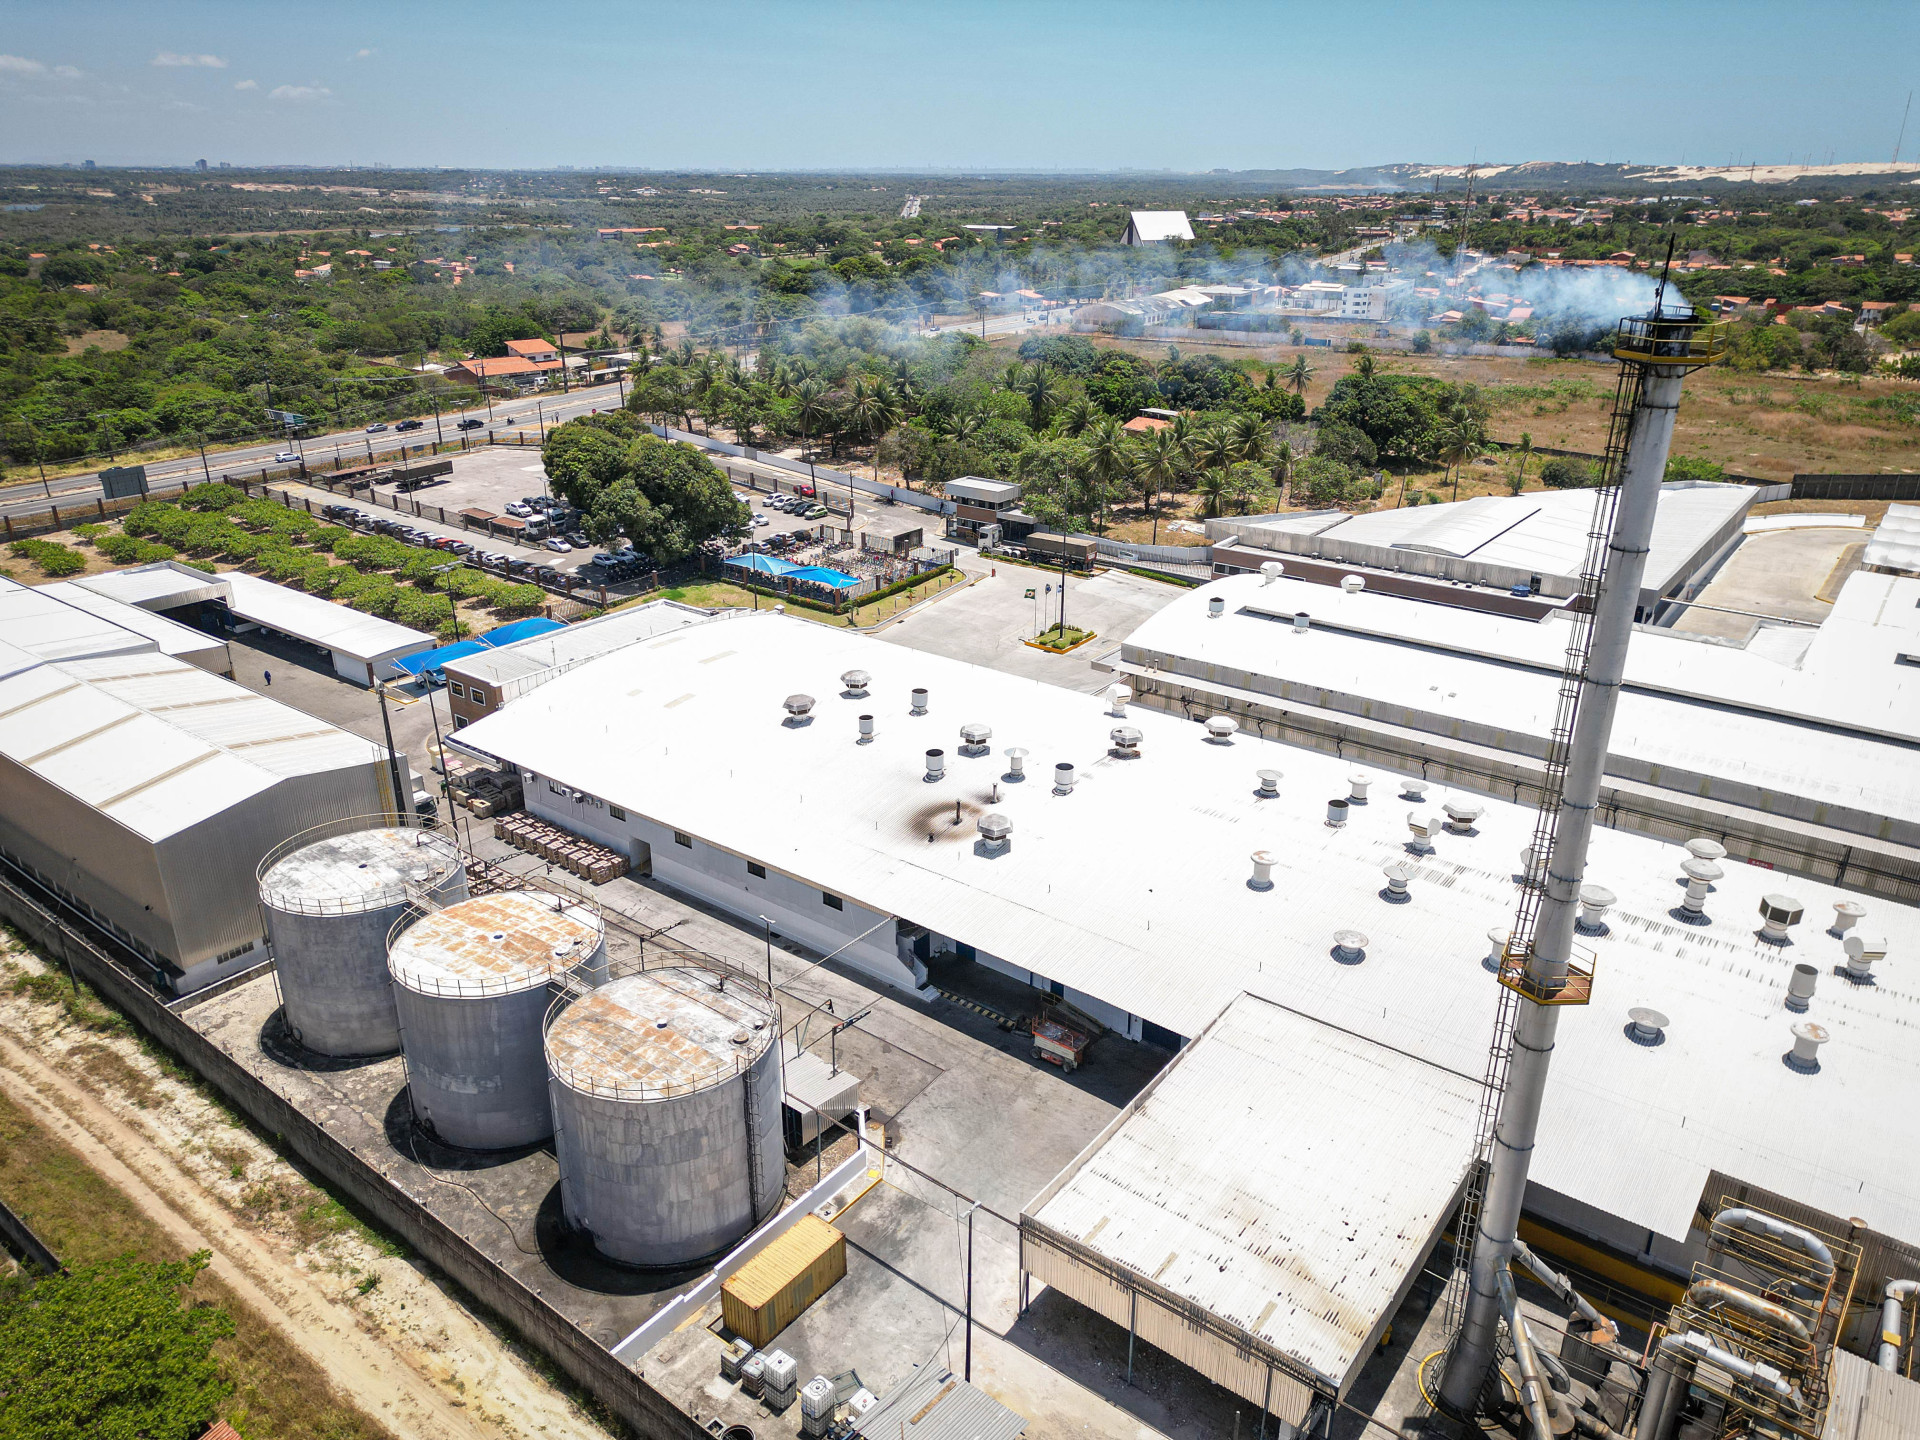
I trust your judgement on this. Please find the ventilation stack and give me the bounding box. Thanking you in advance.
[257,819,467,1057]
[1441,294,1725,1418]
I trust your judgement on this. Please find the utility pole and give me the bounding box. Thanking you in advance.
[431,390,445,448]
[374,680,408,822]
[198,435,213,485]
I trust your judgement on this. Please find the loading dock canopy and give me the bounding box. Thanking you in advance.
[1023,993,1479,1412]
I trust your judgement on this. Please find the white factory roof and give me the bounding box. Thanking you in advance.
[37,582,227,668]
[1027,992,1479,1395]
[1121,571,1920,835]
[1864,502,1920,576]
[73,560,226,611]
[1125,210,1196,242]
[443,600,718,691]
[0,650,384,843]
[457,613,1920,1250]
[0,575,153,663]
[946,477,1023,505]
[1223,482,1752,592]
[219,570,431,665]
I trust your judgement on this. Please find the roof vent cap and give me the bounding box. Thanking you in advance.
[1109,725,1143,758]
[783,693,816,722]
[1053,762,1076,795]
[1380,862,1413,903]
[1678,857,1722,919]
[1325,797,1350,828]
[923,748,945,782]
[1208,595,1226,618]
[1248,849,1276,891]
[1331,929,1369,964]
[1757,893,1805,946]
[1843,933,1888,981]
[1401,777,1430,802]
[1254,768,1281,798]
[1785,1020,1828,1073]
[1577,884,1616,936]
[1442,798,1483,831]
[840,669,871,696]
[1407,813,1441,853]
[1830,899,1866,937]
[1786,963,1818,1013]
[1205,715,1238,742]
[1260,561,1283,584]
[1684,836,1728,863]
[1003,747,1028,781]
[857,713,875,743]
[1347,771,1373,803]
[909,687,929,715]
[1292,611,1310,633]
[959,722,993,755]
[1485,926,1510,973]
[1340,574,1366,594]
[1626,1007,1669,1046]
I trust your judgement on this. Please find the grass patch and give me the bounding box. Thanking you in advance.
[1027,623,1096,653]
[0,1090,394,1440]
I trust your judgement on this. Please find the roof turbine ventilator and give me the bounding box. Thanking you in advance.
[1002,747,1028,783]
[976,812,1012,857]
[1109,725,1143,759]
[1330,929,1369,965]
[782,694,816,725]
[1784,1020,1829,1073]
[1757,893,1805,946]
[958,722,993,757]
[1380,862,1413,904]
[1204,715,1239,743]
[1248,850,1276,891]
[839,669,871,698]
[1254,768,1281,799]
[1442,798,1484,832]
[1625,1007,1669,1047]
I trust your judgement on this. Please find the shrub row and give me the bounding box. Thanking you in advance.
[7,538,85,577]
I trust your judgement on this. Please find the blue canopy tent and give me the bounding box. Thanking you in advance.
[481,616,566,647]
[725,554,803,577]
[785,565,861,589]
[393,639,490,683]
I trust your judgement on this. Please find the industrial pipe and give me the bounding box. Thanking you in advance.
[1513,1237,1619,1344]
[1496,1268,1559,1440]
[1880,1277,1920,1371]
[1714,1209,1837,1284]
[1685,1279,1812,1347]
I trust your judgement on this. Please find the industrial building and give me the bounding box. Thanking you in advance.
[77,560,435,684]
[0,644,390,993]
[451,613,1920,1304]
[1115,567,1920,899]
[1206,480,1755,612]
[1864,501,1920,575]
[441,599,718,726]
[0,573,229,672]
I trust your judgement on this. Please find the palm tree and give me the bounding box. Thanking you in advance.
[1350,351,1378,382]
[1133,427,1183,545]
[794,377,832,457]
[996,360,1031,394]
[1226,412,1272,468]
[1508,431,1534,495]
[1270,441,1294,502]
[1020,364,1061,426]
[1194,468,1233,519]
[1188,423,1236,486]
[1284,356,1316,395]
[1080,416,1129,535]
[1439,419,1488,500]
[1058,394,1098,438]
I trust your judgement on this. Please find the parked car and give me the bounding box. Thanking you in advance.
[543,537,571,552]
[752,514,770,527]
[274,450,299,464]
[450,543,474,557]
[805,504,829,519]
[396,419,425,432]
[365,422,388,433]
[793,483,816,498]
[456,417,485,430]
[761,494,782,508]
[522,495,551,509]
[565,531,590,548]
[504,502,534,518]
[534,565,561,584]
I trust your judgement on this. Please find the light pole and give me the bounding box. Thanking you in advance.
[758,914,774,995]
[374,680,407,821]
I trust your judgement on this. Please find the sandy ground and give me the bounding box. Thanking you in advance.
[0,942,617,1440]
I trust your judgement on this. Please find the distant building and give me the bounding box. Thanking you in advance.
[195,158,208,172]
[1122,210,1194,246]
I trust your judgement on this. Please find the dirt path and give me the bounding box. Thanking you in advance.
[0,1019,602,1440]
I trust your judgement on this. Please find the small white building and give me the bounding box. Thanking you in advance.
[1122,210,1195,246]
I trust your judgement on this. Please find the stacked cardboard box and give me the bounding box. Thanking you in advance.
[492,814,630,886]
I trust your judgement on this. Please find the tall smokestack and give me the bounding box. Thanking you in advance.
[1440,295,1721,1416]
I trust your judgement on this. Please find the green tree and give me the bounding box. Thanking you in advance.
[1507,432,1534,495]
[1438,418,1488,499]
[1132,427,1183,545]
[1079,416,1131,534]
[1284,356,1316,395]
[0,1251,233,1440]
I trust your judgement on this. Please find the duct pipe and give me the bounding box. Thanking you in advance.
[1714,1209,1837,1284]
[1496,1268,1558,1440]
[1684,1279,1813,1346]
[1444,342,1696,1417]
[1635,1335,1691,1440]
[1880,1277,1920,1370]
[1513,1238,1618,1343]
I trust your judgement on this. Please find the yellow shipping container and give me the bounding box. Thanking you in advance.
[721,1214,847,1347]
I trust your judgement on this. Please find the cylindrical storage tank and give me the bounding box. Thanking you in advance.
[259,821,466,1057]
[389,891,605,1150]
[545,968,783,1266]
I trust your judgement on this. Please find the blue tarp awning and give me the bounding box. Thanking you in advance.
[725,554,802,576]
[481,616,566,647]
[394,639,490,677]
[785,565,861,589]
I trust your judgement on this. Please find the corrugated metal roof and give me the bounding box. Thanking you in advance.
[443,600,718,691]
[456,613,1920,1249]
[1822,1347,1920,1440]
[220,571,431,664]
[0,576,151,663]
[0,651,383,841]
[853,1365,1026,1440]
[1027,993,1478,1395]
[37,581,227,666]
[73,560,225,611]
[1862,503,1920,577]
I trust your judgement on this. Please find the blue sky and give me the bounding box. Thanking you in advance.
[2,0,1917,172]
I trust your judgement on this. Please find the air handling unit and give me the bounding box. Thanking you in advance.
[543,965,784,1266]
[257,818,467,1057]
[387,888,606,1150]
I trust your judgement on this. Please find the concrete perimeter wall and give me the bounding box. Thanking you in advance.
[0,861,704,1440]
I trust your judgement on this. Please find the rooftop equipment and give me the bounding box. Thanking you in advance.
[924,749,945,782]
[388,888,603,1149]
[1255,768,1281,798]
[958,722,992,756]
[1292,611,1310,633]
[1626,1006,1668,1045]
[1757,893,1805,945]
[1348,771,1372,803]
[783,694,815,724]
[857,713,874,743]
[1401,778,1430,802]
[1260,560,1283,584]
[1340,574,1366,594]
[257,818,467,1057]
[1679,857,1723,921]
[1442,799,1484,832]
[1248,850,1275,891]
[1575,884,1615,935]
[1380,862,1413,903]
[1107,685,1131,717]
[977,813,1012,856]
[1109,725,1142,759]
[909,687,928,715]
[1053,762,1075,795]
[1326,798,1349,828]
[839,669,870,697]
[1003,747,1028,782]
[1440,284,1728,1418]
[544,967,783,1266]
[1331,929,1368,964]
[1205,715,1238,742]
[1408,813,1441,854]
[1208,596,1226,618]
[1785,963,1818,1013]
[1830,899,1866,937]
[1686,836,1729,862]
[1842,932,1887,981]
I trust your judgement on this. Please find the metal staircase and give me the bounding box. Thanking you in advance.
[1442,363,1645,1326]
